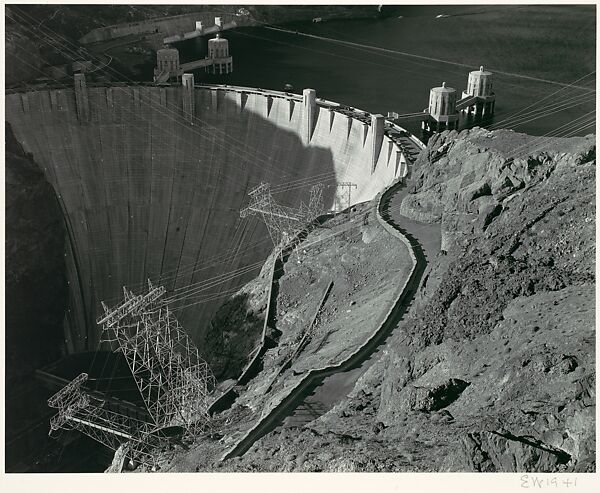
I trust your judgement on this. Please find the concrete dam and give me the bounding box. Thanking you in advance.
[5,77,413,357]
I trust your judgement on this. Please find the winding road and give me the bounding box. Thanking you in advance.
[222,177,442,459]
[280,182,441,429]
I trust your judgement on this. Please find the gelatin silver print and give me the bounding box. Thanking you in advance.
[4,3,596,476]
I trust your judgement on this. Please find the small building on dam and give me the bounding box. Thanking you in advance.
[5,75,421,357]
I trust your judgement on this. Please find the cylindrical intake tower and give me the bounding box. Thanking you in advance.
[156,48,180,74]
[207,33,233,74]
[425,82,459,131]
[461,66,496,117]
[466,66,493,97]
[153,47,181,82]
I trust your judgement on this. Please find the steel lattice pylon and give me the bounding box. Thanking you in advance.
[47,281,216,470]
[48,373,167,469]
[240,182,324,248]
[336,182,357,211]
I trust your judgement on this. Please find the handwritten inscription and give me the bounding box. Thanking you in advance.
[521,475,579,488]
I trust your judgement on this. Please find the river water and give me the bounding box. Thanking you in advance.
[178,4,595,138]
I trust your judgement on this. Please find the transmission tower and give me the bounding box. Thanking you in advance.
[336,182,357,211]
[306,183,324,218]
[240,182,324,249]
[47,280,216,470]
[48,373,168,469]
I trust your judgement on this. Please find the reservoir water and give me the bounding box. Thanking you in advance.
[178,4,595,138]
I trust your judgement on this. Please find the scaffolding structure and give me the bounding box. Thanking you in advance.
[240,182,324,248]
[47,281,216,470]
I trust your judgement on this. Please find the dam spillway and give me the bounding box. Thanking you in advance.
[5,80,411,355]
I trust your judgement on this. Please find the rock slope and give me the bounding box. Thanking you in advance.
[216,128,595,472]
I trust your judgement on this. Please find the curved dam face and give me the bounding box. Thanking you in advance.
[5,81,408,354]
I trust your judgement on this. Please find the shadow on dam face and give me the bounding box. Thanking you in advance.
[6,84,403,360]
[5,123,68,381]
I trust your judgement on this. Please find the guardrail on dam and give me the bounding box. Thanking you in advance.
[5,77,419,357]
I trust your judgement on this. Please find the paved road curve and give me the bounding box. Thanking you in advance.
[280,181,441,429]
[221,177,442,459]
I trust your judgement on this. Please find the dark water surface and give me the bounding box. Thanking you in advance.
[179,4,595,137]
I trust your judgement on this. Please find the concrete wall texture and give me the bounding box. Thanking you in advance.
[5,83,408,356]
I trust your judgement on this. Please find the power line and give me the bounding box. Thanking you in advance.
[264,25,596,91]
[489,71,596,129]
